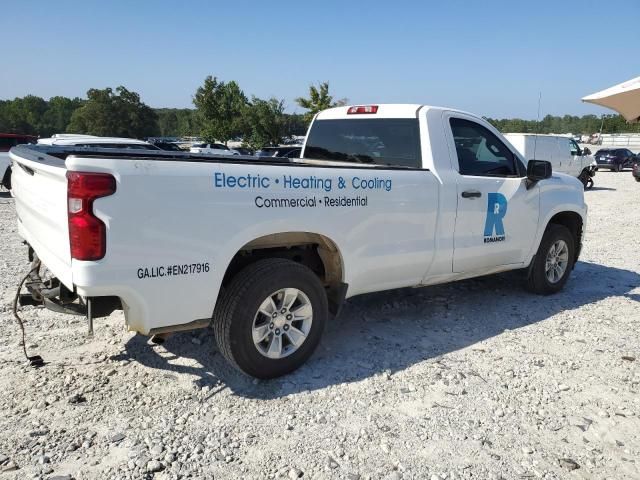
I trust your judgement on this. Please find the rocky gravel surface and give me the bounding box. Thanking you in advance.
[0,170,639,480]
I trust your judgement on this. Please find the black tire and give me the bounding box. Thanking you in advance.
[213,258,328,379]
[616,163,622,172]
[526,224,575,295]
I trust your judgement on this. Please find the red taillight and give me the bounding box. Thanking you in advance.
[67,172,116,261]
[347,105,379,114]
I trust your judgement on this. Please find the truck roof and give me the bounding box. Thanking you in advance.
[316,104,477,120]
[504,133,573,138]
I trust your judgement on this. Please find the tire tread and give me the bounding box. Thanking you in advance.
[526,223,574,295]
[213,258,323,376]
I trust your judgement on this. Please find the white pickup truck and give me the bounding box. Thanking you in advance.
[10,104,587,378]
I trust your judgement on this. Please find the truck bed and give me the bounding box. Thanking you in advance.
[10,144,438,334]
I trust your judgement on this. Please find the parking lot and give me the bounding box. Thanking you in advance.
[0,169,638,479]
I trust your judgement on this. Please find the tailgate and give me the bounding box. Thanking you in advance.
[10,146,73,288]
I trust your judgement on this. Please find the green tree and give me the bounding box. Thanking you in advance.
[40,96,84,136]
[155,108,203,137]
[156,109,179,136]
[68,86,159,138]
[2,95,48,135]
[193,76,248,144]
[243,97,287,150]
[295,82,346,124]
[283,113,308,137]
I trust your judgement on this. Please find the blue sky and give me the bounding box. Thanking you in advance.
[2,0,638,118]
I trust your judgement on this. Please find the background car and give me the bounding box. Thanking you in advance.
[255,146,302,158]
[593,148,637,172]
[231,147,254,156]
[151,141,185,151]
[189,143,240,155]
[1,133,38,189]
[0,133,38,151]
[38,134,161,150]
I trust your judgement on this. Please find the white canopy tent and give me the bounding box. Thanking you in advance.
[582,76,640,122]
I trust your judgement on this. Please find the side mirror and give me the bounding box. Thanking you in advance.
[526,160,552,188]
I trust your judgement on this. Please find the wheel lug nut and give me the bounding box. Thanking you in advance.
[272,312,278,318]
[280,308,286,314]
[286,314,292,321]
[269,323,274,329]
[283,325,289,331]
[275,329,280,335]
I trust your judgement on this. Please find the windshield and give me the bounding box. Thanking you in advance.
[304,118,421,168]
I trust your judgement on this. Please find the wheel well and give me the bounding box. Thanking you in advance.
[549,211,583,262]
[221,233,345,312]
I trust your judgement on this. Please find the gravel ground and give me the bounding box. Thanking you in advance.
[0,170,638,480]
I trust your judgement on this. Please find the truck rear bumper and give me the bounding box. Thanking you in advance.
[20,250,121,319]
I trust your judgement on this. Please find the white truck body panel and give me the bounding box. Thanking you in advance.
[9,105,587,336]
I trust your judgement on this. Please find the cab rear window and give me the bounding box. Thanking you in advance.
[304,119,421,168]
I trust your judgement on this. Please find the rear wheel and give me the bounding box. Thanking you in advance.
[616,163,623,172]
[213,258,328,378]
[526,224,575,295]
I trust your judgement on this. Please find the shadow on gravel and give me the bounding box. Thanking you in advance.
[120,260,639,400]
[587,187,617,191]
[0,191,12,198]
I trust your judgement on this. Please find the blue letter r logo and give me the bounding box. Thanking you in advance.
[484,193,508,237]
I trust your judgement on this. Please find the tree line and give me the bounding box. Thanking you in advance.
[1,78,638,147]
[485,114,640,135]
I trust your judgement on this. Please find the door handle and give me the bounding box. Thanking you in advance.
[461,190,482,199]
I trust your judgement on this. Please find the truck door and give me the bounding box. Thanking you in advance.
[446,115,540,273]
[568,138,583,175]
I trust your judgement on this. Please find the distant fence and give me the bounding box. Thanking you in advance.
[599,134,640,151]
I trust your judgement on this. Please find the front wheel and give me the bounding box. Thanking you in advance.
[526,224,575,295]
[616,163,623,172]
[213,258,328,378]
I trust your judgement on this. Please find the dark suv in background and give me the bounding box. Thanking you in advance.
[594,148,637,172]
[0,133,38,152]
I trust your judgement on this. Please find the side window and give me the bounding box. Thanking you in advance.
[569,139,580,155]
[449,118,519,177]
